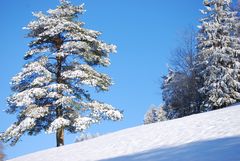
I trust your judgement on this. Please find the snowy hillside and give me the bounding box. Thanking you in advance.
[9,105,240,161]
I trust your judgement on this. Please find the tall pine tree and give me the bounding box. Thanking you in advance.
[0,0,122,146]
[196,0,240,110]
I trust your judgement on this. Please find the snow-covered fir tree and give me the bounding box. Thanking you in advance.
[144,105,167,124]
[196,0,240,110]
[0,0,122,146]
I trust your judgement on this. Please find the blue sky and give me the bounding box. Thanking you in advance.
[0,0,203,159]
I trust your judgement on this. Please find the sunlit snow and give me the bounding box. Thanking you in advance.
[8,104,240,161]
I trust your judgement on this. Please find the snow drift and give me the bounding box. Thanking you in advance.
[9,104,240,161]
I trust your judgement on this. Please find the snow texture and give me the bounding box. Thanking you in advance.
[8,104,240,161]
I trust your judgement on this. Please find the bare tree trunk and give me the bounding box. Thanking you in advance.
[56,127,64,147]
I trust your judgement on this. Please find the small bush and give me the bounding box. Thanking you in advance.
[75,133,100,143]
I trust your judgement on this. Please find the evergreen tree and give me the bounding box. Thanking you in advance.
[0,0,122,146]
[196,0,240,110]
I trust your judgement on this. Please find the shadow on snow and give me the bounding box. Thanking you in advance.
[100,136,240,161]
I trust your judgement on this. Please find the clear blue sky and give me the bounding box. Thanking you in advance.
[0,0,203,159]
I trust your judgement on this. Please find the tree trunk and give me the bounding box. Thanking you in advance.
[0,144,4,161]
[56,127,64,147]
[56,56,64,147]
[55,36,64,147]
[56,98,64,146]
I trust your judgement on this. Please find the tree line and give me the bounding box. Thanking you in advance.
[145,0,240,124]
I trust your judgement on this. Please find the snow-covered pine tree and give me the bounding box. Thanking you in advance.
[0,0,123,146]
[196,0,240,110]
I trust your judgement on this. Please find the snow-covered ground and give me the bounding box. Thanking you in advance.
[9,104,240,161]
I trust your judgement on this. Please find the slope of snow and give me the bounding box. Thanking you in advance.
[9,105,240,161]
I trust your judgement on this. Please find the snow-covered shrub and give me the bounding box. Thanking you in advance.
[75,133,100,142]
[144,105,167,124]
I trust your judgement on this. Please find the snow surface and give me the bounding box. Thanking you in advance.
[9,104,240,161]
